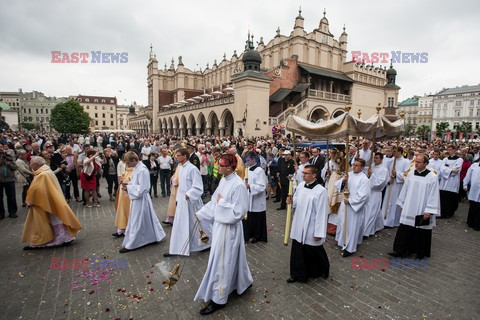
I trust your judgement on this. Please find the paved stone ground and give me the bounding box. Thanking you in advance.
[0,183,479,320]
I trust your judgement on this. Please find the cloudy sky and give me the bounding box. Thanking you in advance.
[1,0,478,106]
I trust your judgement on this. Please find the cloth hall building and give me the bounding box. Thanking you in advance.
[146,10,401,137]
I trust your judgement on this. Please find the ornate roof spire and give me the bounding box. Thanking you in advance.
[298,6,302,18]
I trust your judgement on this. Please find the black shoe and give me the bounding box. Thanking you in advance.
[23,246,41,250]
[287,277,307,283]
[388,251,407,258]
[342,250,353,257]
[200,247,211,253]
[112,233,125,237]
[98,193,102,198]
[167,193,171,196]
[162,220,173,225]
[154,195,158,198]
[273,200,280,203]
[277,207,286,210]
[199,301,226,315]
[119,247,133,253]
[249,238,258,244]
[9,214,18,218]
[163,252,177,257]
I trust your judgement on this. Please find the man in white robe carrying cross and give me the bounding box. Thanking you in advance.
[164,148,210,257]
[194,154,253,315]
[389,154,440,259]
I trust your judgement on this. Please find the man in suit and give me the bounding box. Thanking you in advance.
[187,143,200,170]
[309,148,325,185]
[277,150,295,210]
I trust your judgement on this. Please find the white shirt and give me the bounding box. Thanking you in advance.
[158,155,173,170]
[141,146,152,160]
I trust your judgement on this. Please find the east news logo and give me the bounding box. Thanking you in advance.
[51,51,128,63]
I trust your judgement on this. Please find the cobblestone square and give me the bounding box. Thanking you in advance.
[0,184,479,320]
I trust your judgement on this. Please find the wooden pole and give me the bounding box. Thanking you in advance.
[368,104,383,174]
[343,102,352,247]
[383,111,405,219]
[284,105,297,246]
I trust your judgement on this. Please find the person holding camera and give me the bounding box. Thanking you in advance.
[80,150,100,208]
[102,148,119,201]
[0,145,18,219]
[15,150,34,208]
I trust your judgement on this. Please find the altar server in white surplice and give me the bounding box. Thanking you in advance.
[364,152,389,237]
[389,155,440,259]
[439,145,463,218]
[165,148,210,257]
[119,152,165,253]
[194,154,253,316]
[287,164,329,283]
[427,148,442,177]
[463,162,480,230]
[335,159,370,257]
[382,147,411,228]
[359,140,373,174]
[244,151,268,243]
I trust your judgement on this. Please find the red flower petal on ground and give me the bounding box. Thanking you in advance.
[105,308,110,312]
[149,288,154,292]
[117,289,122,292]
[147,281,152,284]
[121,289,126,292]
[265,300,270,304]
[132,294,138,298]
[89,290,95,294]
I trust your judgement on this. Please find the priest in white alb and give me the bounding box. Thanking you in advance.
[335,158,370,257]
[363,152,389,237]
[382,146,411,228]
[438,145,463,218]
[194,154,253,316]
[463,161,480,230]
[119,152,165,253]
[358,140,372,174]
[287,164,329,283]
[321,148,342,235]
[165,148,210,257]
[244,151,268,243]
[389,154,440,259]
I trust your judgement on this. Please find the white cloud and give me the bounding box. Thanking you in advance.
[0,0,478,105]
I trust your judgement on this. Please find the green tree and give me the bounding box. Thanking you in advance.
[404,124,415,137]
[435,122,449,136]
[50,100,90,134]
[20,122,38,130]
[417,124,431,140]
[457,121,472,135]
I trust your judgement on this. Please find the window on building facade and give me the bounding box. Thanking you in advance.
[102,114,105,118]
[86,98,90,102]
[455,101,461,107]
[46,109,48,114]
[103,121,106,125]
[436,109,440,117]
[470,109,474,116]
[94,99,98,103]
[388,97,394,107]
[111,121,114,126]
[110,107,113,111]
[110,100,114,103]
[476,122,480,129]
[95,113,98,117]
[95,120,98,125]
[86,105,89,109]
[101,99,106,103]
[29,108,31,113]
[455,109,461,117]
[36,108,39,113]
[102,106,105,110]
[110,114,113,118]
[94,106,97,110]
[471,100,475,106]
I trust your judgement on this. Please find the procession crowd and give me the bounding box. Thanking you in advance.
[2,130,480,315]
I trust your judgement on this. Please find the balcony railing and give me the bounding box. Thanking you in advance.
[308,89,350,102]
[269,99,309,126]
[159,95,234,115]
